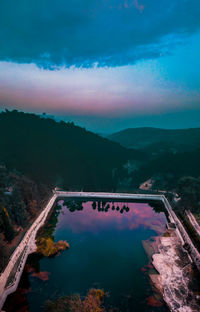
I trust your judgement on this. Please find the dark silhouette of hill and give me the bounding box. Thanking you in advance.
[108,127,200,153]
[0,110,142,191]
[108,127,200,190]
[131,148,200,190]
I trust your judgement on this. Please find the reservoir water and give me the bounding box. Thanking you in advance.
[6,199,169,311]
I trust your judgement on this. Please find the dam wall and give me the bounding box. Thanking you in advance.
[1,191,200,311]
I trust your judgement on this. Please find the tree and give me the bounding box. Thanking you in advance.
[0,206,15,241]
[177,176,200,212]
[0,234,9,271]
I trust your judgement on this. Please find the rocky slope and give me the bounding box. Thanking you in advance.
[151,229,200,311]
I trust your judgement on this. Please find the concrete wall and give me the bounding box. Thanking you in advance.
[0,194,57,311]
[1,191,200,311]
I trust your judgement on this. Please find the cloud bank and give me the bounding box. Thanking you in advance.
[0,0,200,67]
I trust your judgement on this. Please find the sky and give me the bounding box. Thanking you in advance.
[0,0,200,133]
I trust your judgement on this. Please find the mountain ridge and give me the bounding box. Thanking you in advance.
[0,110,144,191]
[108,127,200,151]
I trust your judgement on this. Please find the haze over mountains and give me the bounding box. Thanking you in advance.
[107,126,200,190]
[108,127,200,153]
[0,110,199,194]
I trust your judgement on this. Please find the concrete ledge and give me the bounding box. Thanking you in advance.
[1,191,200,311]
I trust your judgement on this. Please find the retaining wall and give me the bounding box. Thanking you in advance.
[1,191,200,311]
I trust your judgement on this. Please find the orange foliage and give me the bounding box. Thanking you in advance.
[32,271,50,281]
[37,237,69,257]
[44,289,106,312]
[83,289,105,312]
[147,295,163,307]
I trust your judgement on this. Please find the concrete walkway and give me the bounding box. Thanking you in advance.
[1,191,200,311]
[0,194,57,311]
[186,210,200,237]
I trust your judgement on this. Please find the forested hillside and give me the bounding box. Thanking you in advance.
[108,127,200,191]
[0,110,144,270]
[131,148,200,190]
[108,127,200,153]
[0,110,142,191]
[0,165,49,270]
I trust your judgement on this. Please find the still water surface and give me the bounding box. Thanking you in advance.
[26,199,168,311]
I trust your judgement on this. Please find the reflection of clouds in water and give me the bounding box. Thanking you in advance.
[57,201,166,234]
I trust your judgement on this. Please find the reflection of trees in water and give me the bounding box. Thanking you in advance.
[148,200,165,214]
[92,201,130,214]
[92,201,97,210]
[61,200,84,212]
[98,201,101,211]
[59,200,131,214]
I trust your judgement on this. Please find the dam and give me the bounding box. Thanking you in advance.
[1,191,200,311]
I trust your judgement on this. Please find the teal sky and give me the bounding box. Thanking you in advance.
[0,0,200,132]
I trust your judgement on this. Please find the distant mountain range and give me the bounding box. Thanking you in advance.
[108,127,200,189]
[0,111,200,193]
[108,127,200,153]
[131,147,200,189]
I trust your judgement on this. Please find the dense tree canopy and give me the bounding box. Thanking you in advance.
[0,110,141,191]
[177,176,200,212]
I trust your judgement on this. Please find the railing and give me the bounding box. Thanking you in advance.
[161,196,200,270]
[0,193,57,310]
[1,191,200,311]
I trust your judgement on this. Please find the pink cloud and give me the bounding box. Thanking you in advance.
[123,0,145,12]
[57,201,166,234]
[0,61,190,119]
[124,0,129,8]
[134,0,145,12]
